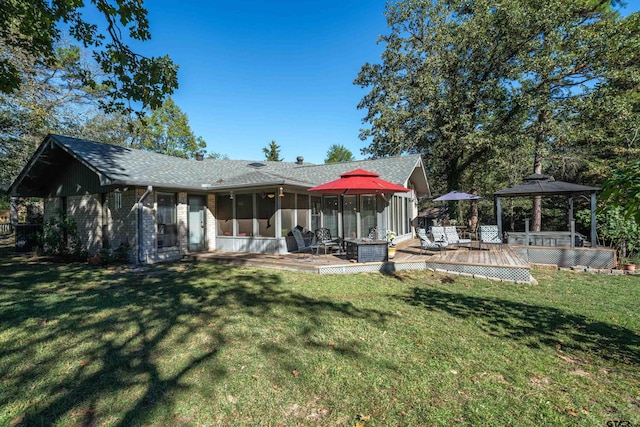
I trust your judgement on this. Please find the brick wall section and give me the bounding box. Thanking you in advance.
[66,194,102,255]
[106,189,138,262]
[205,194,216,250]
[43,197,61,221]
[136,187,156,263]
[42,188,198,264]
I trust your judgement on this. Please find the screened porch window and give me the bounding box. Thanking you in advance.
[281,193,295,237]
[216,194,233,236]
[236,193,253,236]
[296,194,310,230]
[322,196,339,238]
[343,195,357,239]
[311,196,322,231]
[360,195,377,238]
[257,192,276,237]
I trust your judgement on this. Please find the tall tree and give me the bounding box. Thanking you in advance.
[135,97,206,159]
[355,0,525,192]
[355,0,632,230]
[324,144,355,163]
[505,0,624,230]
[262,140,282,161]
[0,0,178,114]
[567,12,640,183]
[0,43,99,185]
[75,111,142,148]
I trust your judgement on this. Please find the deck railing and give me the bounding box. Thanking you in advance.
[0,223,12,234]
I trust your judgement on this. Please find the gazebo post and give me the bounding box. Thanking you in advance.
[568,196,574,226]
[590,192,597,247]
[495,196,503,239]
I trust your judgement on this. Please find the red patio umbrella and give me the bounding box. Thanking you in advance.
[308,169,410,195]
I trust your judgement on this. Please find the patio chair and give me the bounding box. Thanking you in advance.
[442,226,472,249]
[430,226,447,244]
[291,228,319,259]
[417,228,447,255]
[314,227,340,256]
[367,227,380,240]
[479,225,503,251]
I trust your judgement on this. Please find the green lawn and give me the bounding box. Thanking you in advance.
[1,238,639,426]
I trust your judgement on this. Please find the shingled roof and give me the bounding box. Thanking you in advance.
[9,134,430,197]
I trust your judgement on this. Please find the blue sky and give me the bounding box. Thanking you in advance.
[134,1,387,164]
[127,1,639,164]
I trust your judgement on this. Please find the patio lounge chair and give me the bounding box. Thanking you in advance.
[291,228,319,259]
[445,226,472,249]
[429,226,447,244]
[479,225,503,251]
[314,227,340,256]
[417,228,447,255]
[433,226,472,249]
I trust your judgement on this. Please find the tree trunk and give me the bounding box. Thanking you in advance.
[469,188,479,237]
[531,108,546,233]
[532,152,543,232]
[9,197,18,233]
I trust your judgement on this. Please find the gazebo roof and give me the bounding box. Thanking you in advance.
[494,174,600,197]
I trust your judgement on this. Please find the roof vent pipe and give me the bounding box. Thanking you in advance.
[296,156,304,165]
[195,152,204,161]
[137,185,153,263]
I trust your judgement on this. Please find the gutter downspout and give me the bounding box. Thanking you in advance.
[138,185,153,263]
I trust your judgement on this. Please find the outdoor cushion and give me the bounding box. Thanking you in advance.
[417,228,446,254]
[479,225,503,250]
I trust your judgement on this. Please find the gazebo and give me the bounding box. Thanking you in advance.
[493,174,600,246]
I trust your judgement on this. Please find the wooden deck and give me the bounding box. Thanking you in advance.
[189,238,534,283]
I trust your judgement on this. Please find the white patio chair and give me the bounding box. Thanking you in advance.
[417,228,447,255]
[442,226,472,249]
[430,226,447,244]
[479,225,503,251]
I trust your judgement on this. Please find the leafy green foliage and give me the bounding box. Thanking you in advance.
[135,97,206,158]
[0,43,99,185]
[37,213,87,260]
[324,144,355,163]
[97,241,130,265]
[355,0,637,204]
[262,140,282,161]
[601,160,640,224]
[0,0,178,113]
[577,205,640,261]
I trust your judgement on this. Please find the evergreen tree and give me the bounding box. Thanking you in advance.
[262,140,282,161]
[324,144,355,163]
[136,97,206,159]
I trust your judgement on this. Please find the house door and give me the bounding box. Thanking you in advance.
[188,196,205,252]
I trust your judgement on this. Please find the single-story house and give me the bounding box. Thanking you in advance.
[8,134,431,263]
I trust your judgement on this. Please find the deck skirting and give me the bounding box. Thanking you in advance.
[512,245,615,268]
[316,259,533,283]
[190,241,536,283]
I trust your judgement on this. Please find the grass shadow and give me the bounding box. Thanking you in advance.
[401,286,640,366]
[1,241,389,426]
